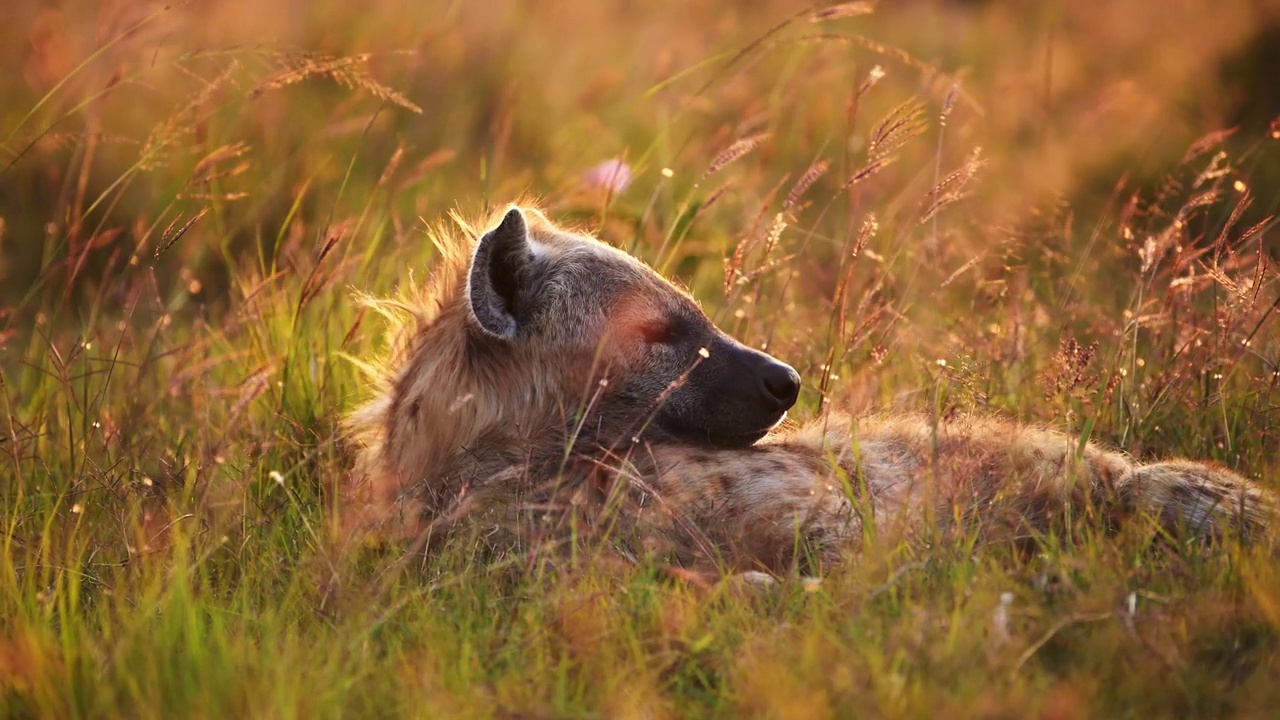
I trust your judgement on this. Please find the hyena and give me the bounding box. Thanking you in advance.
[345,205,1274,572]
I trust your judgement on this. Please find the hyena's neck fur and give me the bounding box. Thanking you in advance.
[348,268,627,531]
[355,299,562,524]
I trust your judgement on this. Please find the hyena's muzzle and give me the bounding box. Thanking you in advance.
[655,331,800,448]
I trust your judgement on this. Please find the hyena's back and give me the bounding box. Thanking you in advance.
[622,414,1272,570]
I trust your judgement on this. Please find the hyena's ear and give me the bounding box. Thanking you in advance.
[467,207,533,339]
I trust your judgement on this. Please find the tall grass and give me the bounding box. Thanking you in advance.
[2,1,1278,717]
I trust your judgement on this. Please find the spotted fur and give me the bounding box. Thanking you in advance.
[345,205,1274,572]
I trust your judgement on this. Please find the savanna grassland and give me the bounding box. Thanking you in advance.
[3,1,1280,717]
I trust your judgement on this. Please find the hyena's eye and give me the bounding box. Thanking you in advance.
[639,317,683,345]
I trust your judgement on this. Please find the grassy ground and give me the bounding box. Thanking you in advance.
[3,1,1280,717]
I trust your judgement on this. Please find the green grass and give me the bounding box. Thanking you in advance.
[2,1,1279,717]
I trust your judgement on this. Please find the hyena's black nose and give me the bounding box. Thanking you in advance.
[759,361,801,411]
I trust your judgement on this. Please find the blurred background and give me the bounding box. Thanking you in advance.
[3,0,1278,300]
[1,0,1278,447]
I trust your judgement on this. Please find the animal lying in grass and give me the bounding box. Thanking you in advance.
[345,205,1273,572]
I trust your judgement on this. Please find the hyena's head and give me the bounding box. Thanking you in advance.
[465,206,800,448]
[349,204,799,527]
